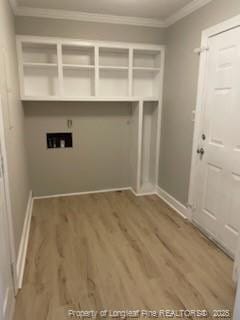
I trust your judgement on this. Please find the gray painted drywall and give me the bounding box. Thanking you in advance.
[159,0,240,205]
[0,0,30,256]
[15,16,166,44]
[24,102,132,196]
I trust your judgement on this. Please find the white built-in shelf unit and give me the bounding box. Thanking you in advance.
[16,36,165,195]
[17,36,164,101]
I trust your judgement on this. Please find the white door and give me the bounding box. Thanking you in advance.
[0,104,15,319]
[193,27,240,256]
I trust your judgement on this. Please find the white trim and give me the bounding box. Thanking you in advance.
[15,6,166,28]
[202,14,240,38]
[16,34,165,50]
[3,287,15,320]
[20,96,160,102]
[33,187,157,200]
[16,191,33,289]
[0,96,17,294]
[187,26,209,222]
[13,0,213,28]
[165,0,213,27]
[192,220,234,259]
[3,289,10,318]
[130,187,156,197]
[8,0,18,13]
[136,101,143,192]
[155,49,165,186]
[188,14,240,221]
[234,278,240,320]
[33,187,132,200]
[156,186,188,220]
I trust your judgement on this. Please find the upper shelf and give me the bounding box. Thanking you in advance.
[22,42,58,64]
[62,45,95,66]
[23,62,58,68]
[17,36,165,101]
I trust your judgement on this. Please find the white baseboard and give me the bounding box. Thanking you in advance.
[156,186,188,219]
[33,187,132,200]
[3,286,15,320]
[130,187,156,197]
[16,190,33,289]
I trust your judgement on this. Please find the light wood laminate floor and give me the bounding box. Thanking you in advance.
[14,191,235,319]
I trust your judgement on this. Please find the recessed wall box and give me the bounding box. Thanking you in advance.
[47,132,72,149]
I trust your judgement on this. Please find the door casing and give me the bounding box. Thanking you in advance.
[0,95,17,293]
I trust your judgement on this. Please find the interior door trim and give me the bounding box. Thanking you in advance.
[0,96,17,294]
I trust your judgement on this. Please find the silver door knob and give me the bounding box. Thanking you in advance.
[197,148,205,155]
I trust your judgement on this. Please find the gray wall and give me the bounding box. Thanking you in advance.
[159,0,240,205]
[0,0,30,256]
[15,16,166,44]
[24,102,132,196]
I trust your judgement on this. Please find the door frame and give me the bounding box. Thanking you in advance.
[0,95,17,293]
[188,14,240,221]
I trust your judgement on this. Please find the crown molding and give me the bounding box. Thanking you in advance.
[164,0,213,27]
[14,6,166,28]
[8,0,18,13]
[13,0,213,28]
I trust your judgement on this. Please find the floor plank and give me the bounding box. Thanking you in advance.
[13,191,235,319]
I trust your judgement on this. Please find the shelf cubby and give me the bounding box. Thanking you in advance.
[140,102,159,193]
[133,69,160,97]
[63,68,95,97]
[22,43,58,64]
[99,47,129,68]
[62,45,95,66]
[99,69,129,97]
[133,49,161,69]
[23,65,59,97]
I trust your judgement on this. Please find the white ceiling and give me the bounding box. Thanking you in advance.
[16,0,192,20]
[11,0,213,28]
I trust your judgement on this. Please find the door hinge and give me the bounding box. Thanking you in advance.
[0,155,4,177]
[193,46,209,55]
[10,263,15,280]
[1,156,4,173]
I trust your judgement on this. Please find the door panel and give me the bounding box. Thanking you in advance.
[193,27,240,256]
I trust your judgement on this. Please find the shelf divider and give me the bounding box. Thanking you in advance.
[95,45,99,97]
[23,62,58,68]
[57,42,63,97]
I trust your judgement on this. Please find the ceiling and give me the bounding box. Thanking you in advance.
[11,0,213,27]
